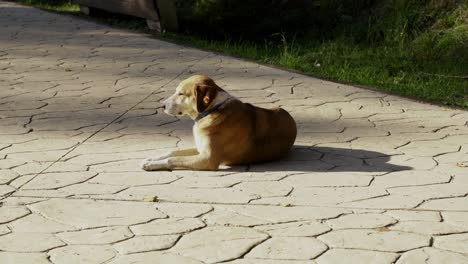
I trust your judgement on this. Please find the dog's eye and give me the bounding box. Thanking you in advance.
[178,93,184,96]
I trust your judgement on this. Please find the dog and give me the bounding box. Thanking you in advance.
[141,75,297,171]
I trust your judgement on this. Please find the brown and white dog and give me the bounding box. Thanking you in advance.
[141,75,297,171]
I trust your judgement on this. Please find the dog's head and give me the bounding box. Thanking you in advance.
[163,75,222,119]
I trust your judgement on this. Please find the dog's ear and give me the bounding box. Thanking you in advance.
[195,84,218,113]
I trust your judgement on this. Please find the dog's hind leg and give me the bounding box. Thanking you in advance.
[141,148,199,168]
[141,154,219,171]
[157,148,199,159]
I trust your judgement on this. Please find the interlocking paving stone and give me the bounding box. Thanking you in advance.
[0,1,467,262]
[227,260,316,264]
[131,218,206,235]
[0,232,65,252]
[113,235,180,254]
[171,226,269,263]
[21,172,98,190]
[384,210,441,222]
[254,221,331,237]
[0,225,10,235]
[389,221,468,235]
[0,206,30,224]
[49,245,115,264]
[154,203,213,218]
[318,230,430,252]
[433,233,468,254]
[246,237,328,260]
[57,226,133,245]
[0,252,52,264]
[326,213,397,229]
[30,199,167,228]
[316,249,398,264]
[396,247,468,264]
[0,185,15,196]
[0,170,20,184]
[9,213,77,233]
[108,252,204,264]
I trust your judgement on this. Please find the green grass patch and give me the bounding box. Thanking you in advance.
[163,34,467,107]
[13,0,468,108]
[17,0,78,12]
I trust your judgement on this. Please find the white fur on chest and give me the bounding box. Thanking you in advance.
[193,125,210,154]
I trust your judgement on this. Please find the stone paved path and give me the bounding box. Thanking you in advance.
[0,1,467,263]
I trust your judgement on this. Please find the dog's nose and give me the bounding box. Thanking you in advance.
[162,105,166,110]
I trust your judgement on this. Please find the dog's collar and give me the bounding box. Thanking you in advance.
[195,98,230,122]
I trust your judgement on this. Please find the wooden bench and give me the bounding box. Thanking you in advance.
[73,0,178,32]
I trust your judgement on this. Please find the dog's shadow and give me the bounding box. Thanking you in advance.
[224,145,411,173]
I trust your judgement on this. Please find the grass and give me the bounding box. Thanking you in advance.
[17,0,79,11]
[13,0,468,108]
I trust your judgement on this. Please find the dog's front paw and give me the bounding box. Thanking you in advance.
[140,158,170,171]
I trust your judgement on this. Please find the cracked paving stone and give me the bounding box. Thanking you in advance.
[49,245,115,264]
[385,210,441,222]
[247,237,327,260]
[57,226,133,245]
[396,247,468,264]
[254,187,388,206]
[214,205,348,223]
[0,232,65,252]
[11,162,52,176]
[0,225,10,235]
[389,221,468,235]
[9,213,78,233]
[326,214,397,229]
[171,226,269,264]
[60,182,126,195]
[372,171,451,188]
[340,194,423,209]
[0,170,19,184]
[1,196,47,206]
[398,136,464,157]
[108,251,204,264]
[0,184,15,196]
[419,197,468,211]
[442,211,468,225]
[0,206,30,224]
[88,171,179,186]
[318,229,430,252]
[113,235,180,254]
[21,171,98,190]
[249,160,333,172]
[254,221,331,237]
[12,189,71,198]
[316,249,398,264]
[433,233,468,254]
[0,252,52,264]
[281,172,374,187]
[117,185,257,203]
[226,260,315,264]
[0,159,26,169]
[29,198,166,228]
[203,208,275,226]
[173,174,241,188]
[233,181,293,198]
[155,203,213,218]
[387,183,468,200]
[131,218,205,235]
